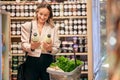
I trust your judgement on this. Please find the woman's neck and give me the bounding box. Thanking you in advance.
[37,22,45,35]
[37,22,45,28]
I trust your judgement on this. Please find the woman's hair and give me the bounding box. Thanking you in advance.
[35,2,54,28]
[113,17,120,66]
[111,0,120,66]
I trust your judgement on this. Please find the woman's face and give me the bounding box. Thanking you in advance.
[37,8,50,24]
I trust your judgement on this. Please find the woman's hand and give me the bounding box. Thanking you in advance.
[31,41,41,50]
[42,42,52,52]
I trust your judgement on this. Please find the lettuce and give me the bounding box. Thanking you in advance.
[50,56,83,72]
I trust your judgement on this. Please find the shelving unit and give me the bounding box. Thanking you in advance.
[0,0,93,80]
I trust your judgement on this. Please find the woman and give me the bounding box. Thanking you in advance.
[108,18,120,80]
[107,0,120,80]
[21,2,60,80]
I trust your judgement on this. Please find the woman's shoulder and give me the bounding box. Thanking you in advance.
[53,25,59,31]
[45,22,58,29]
[21,20,37,29]
[21,21,34,32]
[21,21,31,28]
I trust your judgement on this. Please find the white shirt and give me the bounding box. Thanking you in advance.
[21,20,61,57]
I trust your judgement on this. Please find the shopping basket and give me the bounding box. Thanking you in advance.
[47,64,83,80]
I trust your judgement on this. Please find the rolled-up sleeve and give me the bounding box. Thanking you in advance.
[21,22,32,53]
[51,27,61,54]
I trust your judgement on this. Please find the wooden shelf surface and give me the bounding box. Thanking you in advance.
[10,16,87,20]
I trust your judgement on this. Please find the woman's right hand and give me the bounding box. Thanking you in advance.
[31,41,41,50]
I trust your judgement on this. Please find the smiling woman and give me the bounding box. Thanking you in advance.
[20,1,61,80]
[37,8,50,23]
[35,3,54,28]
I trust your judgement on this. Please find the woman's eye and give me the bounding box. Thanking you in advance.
[44,15,48,17]
[39,13,42,15]
[38,12,49,17]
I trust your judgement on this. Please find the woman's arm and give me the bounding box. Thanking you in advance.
[51,27,61,54]
[21,22,32,53]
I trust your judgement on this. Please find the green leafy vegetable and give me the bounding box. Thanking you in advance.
[50,56,83,72]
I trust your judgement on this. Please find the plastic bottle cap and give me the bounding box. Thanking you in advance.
[33,33,37,36]
[47,34,51,38]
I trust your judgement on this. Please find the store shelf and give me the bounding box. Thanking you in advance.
[11,35,21,38]
[54,16,87,19]
[59,35,87,37]
[11,17,33,20]
[12,71,88,75]
[11,72,17,75]
[81,71,88,74]
[10,16,87,20]
[1,1,92,80]
[56,53,88,55]
[11,54,25,56]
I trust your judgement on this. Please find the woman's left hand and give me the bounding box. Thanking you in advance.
[42,42,52,52]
